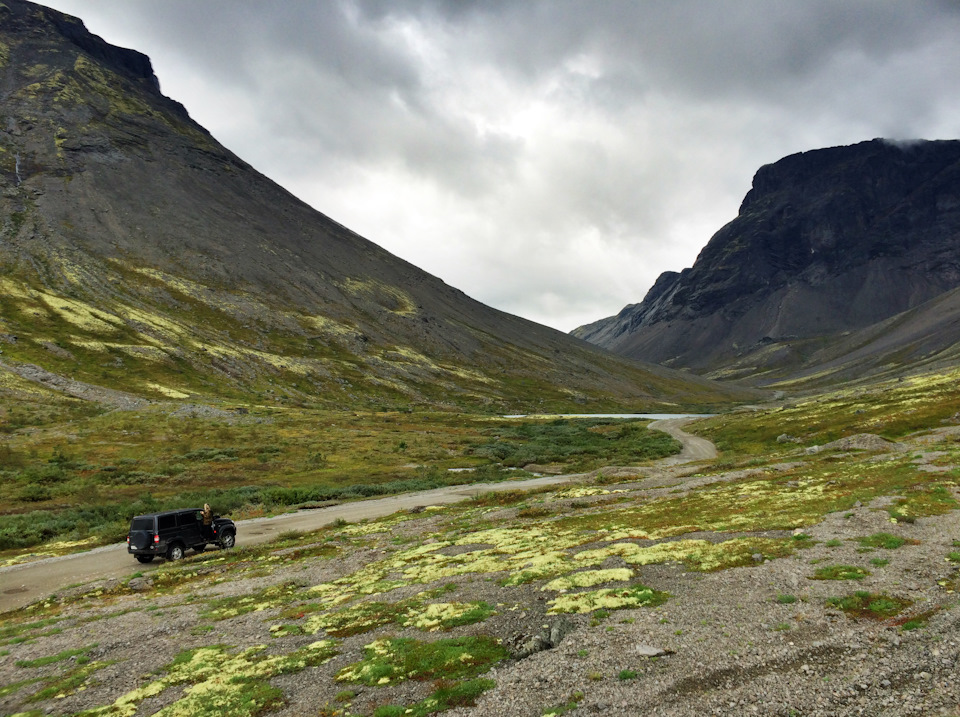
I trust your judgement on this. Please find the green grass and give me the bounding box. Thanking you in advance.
[373,678,496,717]
[336,636,509,686]
[0,677,44,699]
[775,594,797,604]
[0,616,63,647]
[825,591,911,619]
[15,644,95,668]
[857,533,909,550]
[811,565,871,581]
[542,693,585,715]
[26,660,113,702]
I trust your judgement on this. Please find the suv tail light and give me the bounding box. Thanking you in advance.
[126,536,130,544]
[154,534,159,544]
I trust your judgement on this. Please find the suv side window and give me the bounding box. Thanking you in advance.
[177,511,201,526]
[157,514,175,531]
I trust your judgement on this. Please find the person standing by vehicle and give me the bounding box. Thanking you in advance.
[202,503,213,540]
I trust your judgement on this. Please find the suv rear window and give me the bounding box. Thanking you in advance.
[130,518,153,531]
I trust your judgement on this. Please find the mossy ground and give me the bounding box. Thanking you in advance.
[1,365,959,715]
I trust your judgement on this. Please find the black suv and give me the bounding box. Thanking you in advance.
[127,508,236,563]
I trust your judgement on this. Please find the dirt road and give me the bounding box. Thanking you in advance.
[649,417,718,463]
[0,418,714,613]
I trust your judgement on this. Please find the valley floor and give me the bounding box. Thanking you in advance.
[1,413,958,716]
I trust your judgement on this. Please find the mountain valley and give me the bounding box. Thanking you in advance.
[1,3,960,717]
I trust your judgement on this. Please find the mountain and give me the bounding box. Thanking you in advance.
[573,139,960,385]
[0,0,748,411]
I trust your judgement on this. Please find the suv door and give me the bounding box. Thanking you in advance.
[176,510,204,548]
[157,512,176,549]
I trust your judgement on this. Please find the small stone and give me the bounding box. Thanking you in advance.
[127,577,154,592]
[636,644,671,657]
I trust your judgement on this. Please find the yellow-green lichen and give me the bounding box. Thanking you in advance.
[573,537,798,572]
[143,382,191,399]
[339,278,417,316]
[543,568,633,591]
[73,641,338,717]
[547,584,668,614]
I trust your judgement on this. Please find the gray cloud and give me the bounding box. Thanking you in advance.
[41,0,960,330]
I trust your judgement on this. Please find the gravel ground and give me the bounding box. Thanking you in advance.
[1,427,958,717]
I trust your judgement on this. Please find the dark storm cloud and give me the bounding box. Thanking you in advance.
[41,0,960,330]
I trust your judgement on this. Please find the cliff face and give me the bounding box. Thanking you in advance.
[574,139,960,381]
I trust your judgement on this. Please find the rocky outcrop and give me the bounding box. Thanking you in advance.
[574,139,960,381]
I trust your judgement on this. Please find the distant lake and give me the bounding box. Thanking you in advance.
[501,413,715,420]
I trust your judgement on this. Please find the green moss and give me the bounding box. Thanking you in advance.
[825,591,911,619]
[0,677,44,699]
[27,660,113,702]
[857,533,910,550]
[200,582,311,621]
[888,484,958,520]
[15,643,95,667]
[0,616,63,646]
[372,678,496,717]
[811,565,871,581]
[336,636,508,686]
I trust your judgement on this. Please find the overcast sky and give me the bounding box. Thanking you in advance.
[40,1,960,332]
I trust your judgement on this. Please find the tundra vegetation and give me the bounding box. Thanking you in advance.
[0,407,680,557]
[0,367,958,715]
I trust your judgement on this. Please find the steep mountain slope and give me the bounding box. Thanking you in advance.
[760,283,960,390]
[574,139,960,384]
[0,0,746,411]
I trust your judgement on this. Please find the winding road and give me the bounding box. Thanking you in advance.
[0,418,715,613]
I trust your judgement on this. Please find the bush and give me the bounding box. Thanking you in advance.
[17,484,52,502]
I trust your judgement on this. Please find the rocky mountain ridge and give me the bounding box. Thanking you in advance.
[574,139,960,386]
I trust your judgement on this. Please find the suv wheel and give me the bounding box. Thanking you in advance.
[135,555,155,563]
[167,543,185,561]
[219,531,235,549]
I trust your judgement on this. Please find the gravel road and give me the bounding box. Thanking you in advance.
[0,419,706,613]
